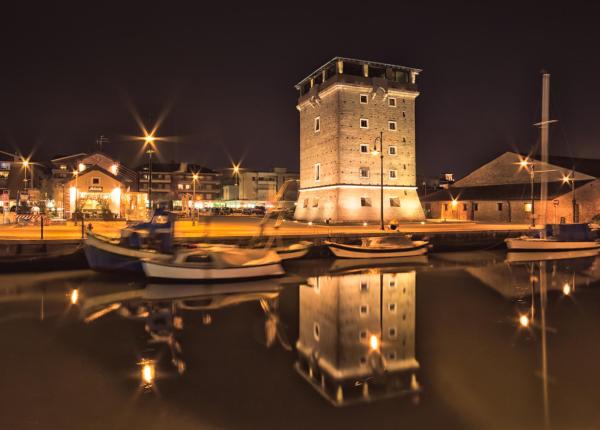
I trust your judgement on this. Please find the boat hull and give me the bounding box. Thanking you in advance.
[505,248,600,263]
[505,238,600,252]
[142,260,285,281]
[84,234,170,273]
[276,247,310,261]
[327,241,429,259]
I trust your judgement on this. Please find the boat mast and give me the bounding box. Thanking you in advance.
[540,72,550,236]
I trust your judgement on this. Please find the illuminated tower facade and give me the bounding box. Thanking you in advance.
[294,57,424,223]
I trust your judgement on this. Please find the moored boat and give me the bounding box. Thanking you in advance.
[326,236,429,259]
[505,224,600,253]
[271,241,312,261]
[142,246,285,281]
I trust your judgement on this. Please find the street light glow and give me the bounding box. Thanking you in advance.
[562,175,571,184]
[369,335,380,351]
[140,359,156,386]
[563,283,571,296]
[70,289,79,305]
[519,314,530,327]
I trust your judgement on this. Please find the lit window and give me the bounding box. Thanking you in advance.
[360,118,369,129]
[314,163,320,181]
[314,117,320,132]
[359,304,369,315]
[389,170,398,179]
[303,198,309,208]
[390,197,400,207]
[186,184,191,190]
[524,202,532,212]
[388,121,397,131]
[361,197,372,207]
[360,94,368,104]
[359,167,369,178]
[388,97,397,107]
[388,146,397,155]
[360,144,369,153]
[60,165,67,171]
[177,184,184,190]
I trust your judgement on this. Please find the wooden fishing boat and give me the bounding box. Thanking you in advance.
[142,246,285,281]
[326,236,429,259]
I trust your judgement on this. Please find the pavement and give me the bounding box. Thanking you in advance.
[0,216,536,241]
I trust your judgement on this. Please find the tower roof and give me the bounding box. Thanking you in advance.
[295,57,422,90]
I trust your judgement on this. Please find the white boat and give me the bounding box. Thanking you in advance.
[505,248,599,263]
[326,236,429,259]
[142,246,285,281]
[506,224,600,253]
[272,241,312,261]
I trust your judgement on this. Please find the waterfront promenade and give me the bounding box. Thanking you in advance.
[0,217,534,241]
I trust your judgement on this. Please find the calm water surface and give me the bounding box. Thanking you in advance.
[2,251,600,430]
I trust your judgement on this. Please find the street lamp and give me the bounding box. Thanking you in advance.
[72,169,79,224]
[562,170,577,223]
[144,134,156,210]
[519,158,536,227]
[192,172,198,226]
[22,159,29,192]
[371,131,384,231]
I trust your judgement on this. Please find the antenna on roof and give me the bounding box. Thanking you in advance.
[96,135,109,152]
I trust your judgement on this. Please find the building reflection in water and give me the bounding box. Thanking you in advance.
[295,269,420,406]
[80,281,283,388]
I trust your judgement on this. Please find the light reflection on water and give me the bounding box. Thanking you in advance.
[1,251,600,429]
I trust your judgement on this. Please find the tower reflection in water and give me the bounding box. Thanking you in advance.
[295,269,420,406]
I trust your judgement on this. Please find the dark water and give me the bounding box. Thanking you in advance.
[2,251,600,430]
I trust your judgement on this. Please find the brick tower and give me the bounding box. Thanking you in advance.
[294,57,424,223]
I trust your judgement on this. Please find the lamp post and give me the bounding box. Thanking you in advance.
[22,159,29,192]
[144,135,156,210]
[562,170,577,223]
[372,131,384,231]
[192,173,198,226]
[520,159,536,227]
[72,169,79,224]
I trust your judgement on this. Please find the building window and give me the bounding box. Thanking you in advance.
[312,198,319,208]
[389,279,396,288]
[186,184,191,190]
[177,184,184,190]
[497,202,503,211]
[402,111,406,118]
[303,199,309,208]
[360,118,369,129]
[389,303,397,313]
[389,170,398,179]
[359,330,367,340]
[388,121,397,131]
[360,144,369,153]
[524,202,532,212]
[388,97,397,107]
[359,304,369,316]
[389,327,398,339]
[388,146,397,155]
[444,203,448,211]
[402,137,407,143]
[403,164,407,170]
[388,350,397,360]
[390,197,400,207]
[360,280,368,292]
[359,167,369,178]
[473,203,479,211]
[60,165,67,171]
[314,163,320,181]
[463,203,467,211]
[313,322,320,340]
[361,197,372,207]
[360,94,368,104]
[314,117,320,132]
[92,177,100,185]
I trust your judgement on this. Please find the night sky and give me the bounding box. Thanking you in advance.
[1,2,599,177]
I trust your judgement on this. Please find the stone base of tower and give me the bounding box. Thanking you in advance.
[294,187,425,223]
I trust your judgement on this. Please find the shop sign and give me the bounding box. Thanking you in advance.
[88,186,103,192]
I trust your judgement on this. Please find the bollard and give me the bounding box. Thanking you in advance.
[40,214,44,240]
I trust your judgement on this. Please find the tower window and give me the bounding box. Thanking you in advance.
[314,163,320,181]
[359,167,370,178]
[359,330,367,340]
[303,198,309,208]
[360,118,369,129]
[313,322,320,340]
[360,144,369,153]
[359,304,369,316]
[360,94,368,104]
[389,303,397,312]
[390,197,400,207]
[403,164,407,170]
[389,279,396,288]
[361,197,372,207]
[388,97,397,107]
[360,280,369,292]
[402,111,406,118]
[388,146,397,155]
[314,117,320,132]
[389,327,398,338]
[389,170,398,179]
[312,198,319,208]
[402,137,407,143]
[388,121,397,131]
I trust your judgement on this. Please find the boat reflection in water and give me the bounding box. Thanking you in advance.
[80,280,284,387]
[295,269,420,406]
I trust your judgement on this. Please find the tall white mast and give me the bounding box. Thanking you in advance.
[540,72,550,233]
